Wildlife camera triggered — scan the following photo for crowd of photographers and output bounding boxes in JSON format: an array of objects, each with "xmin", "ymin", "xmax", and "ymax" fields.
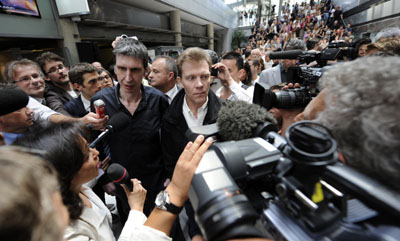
[{"xmin": 1, "ymin": 0, "xmax": 400, "ymax": 240}]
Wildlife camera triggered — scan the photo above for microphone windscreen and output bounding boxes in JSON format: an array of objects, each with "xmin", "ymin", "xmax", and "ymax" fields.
[
  {"xmin": 269, "ymin": 50, "xmax": 304, "ymax": 59},
  {"xmin": 108, "ymin": 112, "xmax": 130, "ymax": 132},
  {"xmin": 107, "ymin": 163, "xmax": 129, "ymax": 183},
  {"xmin": 217, "ymin": 101, "xmax": 276, "ymax": 141}
]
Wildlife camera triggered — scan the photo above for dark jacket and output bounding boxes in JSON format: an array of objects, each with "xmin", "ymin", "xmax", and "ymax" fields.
[
  {"xmin": 64, "ymin": 95, "xmax": 88, "ymax": 118},
  {"xmin": 161, "ymin": 88, "xmax": 223, "ymax": 238},
  {"xmin": 91, "ymin": 84, "xmax": 169, "ymax": 217},
  {"xmin": 44, "ymin": 82, "xmax": 75, "ymax": 116},
  {"xmin": 161, "ymin": 88, "xmax": 224, "ymax": 178}
]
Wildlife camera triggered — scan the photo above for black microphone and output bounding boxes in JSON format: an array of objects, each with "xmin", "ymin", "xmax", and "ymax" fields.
[
  {"xmin": 89, "ymin": 112, "xmax": 130, "ymax": 148},
  {"xmin": 217, "ymin": 100, "xmax": 277, "ymax": 141},
  {"xmin": 269, "ymin": 50, "xmax": 304, "ymax": 59},
  {"xmin": 107, "ymin": 163, "xmax": 133, "ymax": 191}
]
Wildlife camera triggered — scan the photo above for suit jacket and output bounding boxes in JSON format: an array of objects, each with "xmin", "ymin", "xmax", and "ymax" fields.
[
  {"xmin": 44, "ymin": 82, "xmax": 75, "ymax": 116},
  {"xmin": 258, "ymin": 64, "xmax": 283, "ymax": 88},
  {"xmin": 64, "ymin": 95, "xmax": 88, "ymax": 118}
]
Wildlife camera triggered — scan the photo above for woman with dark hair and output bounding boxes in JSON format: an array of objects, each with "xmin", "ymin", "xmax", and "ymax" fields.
[{"xmin": 14, "ymin": 122, "xmax": 147, "ymax": 241}]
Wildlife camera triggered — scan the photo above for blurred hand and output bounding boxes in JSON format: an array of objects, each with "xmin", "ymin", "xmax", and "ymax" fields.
[
  {"xmin": 80, "ymin": 112, "xmax": 109, "ymax": 131},
  {"xmin": 100, "ymin": 156, "xmax": 111, "ymax": 171},
  {"xmin": 166, "ymin": 135, "xmax": 214, "ymax": 207},
  {"xmin": 103, "ymin": 182, "xmax": 116, "ymax": 196},
  {"xmin": 122, "ymin": 178, "xmax": 147, "ymax": 212},
  {"xmin": 112, "ymin": 36, "xmax": 122, "ymax": 48},
  {"xmin": 212, "ymin": 63, "xmax": 233, "ymax": 87}
]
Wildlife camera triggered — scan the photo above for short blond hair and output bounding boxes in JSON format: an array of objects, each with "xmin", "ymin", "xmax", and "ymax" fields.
[{"xmin": 177, "ymin": 47, "xmax": 212, "ymax": 77}]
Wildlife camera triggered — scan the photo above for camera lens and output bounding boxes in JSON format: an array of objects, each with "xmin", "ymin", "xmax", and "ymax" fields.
[{"xmin": 273, "ymin": 89, "xmax": 311, "ymax": 109}]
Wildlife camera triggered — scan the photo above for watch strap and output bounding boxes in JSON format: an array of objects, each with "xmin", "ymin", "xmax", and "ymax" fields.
[{"xmin": 164, "ymin": 202, "xmax": 183, "ymax": 215}]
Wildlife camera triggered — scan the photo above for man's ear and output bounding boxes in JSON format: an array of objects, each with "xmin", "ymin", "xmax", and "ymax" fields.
[
  {"xmin": 176, "ymin": 76, "xmax": 183, "ymax": 88},
  {"xmin": 167, "ymin": 72, "xmax": 174, "ymax": 82},
  {"xmin": 73, "ymin": 83, "xmax": 82, "ymax": 91}
]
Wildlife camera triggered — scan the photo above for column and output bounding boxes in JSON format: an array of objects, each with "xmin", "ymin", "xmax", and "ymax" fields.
[
  {"xmin": 57, "ymin": 18, "xmax": 81, "ymax": 65},
  {"xmin": 207, "ymin": 23, "xmax": 214, "ymax": 50},
  {"xmin": 170, "ymin": 10, "xmax": 182, "ymax": 47}
]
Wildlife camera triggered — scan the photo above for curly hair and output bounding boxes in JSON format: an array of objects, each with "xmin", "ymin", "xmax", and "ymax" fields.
[
  {"xmin": 14, "ymin": 122, "xmax": 89, "ymax": 221},
  {"xmin": 217, "ymin": 100, "xmax": 276, "ymax": 141},
  {"xmin": 316, "ymin": 56, "xmax": 400, "ymax": 192}
]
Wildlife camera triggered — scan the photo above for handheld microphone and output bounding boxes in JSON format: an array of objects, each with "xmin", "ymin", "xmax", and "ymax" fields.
[
  {"xmin": 107, "ymin": 163, "xmax": 133, "ymax": 191},
  {"xmin": 269, "ymin": 50, "xmax": 304, "ymax": 59},
  {"xmin": 89, "ymin": 112, "xmax": 130, "ymax": 148},
  {"xmin": 217, "ymin": 101, "xmax": 277, "ymax": 141}
]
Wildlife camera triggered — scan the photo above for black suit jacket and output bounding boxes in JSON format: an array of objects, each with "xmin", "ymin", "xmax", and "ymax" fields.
[
  {"xmin": 44, "ymin": 82, "xmax": 75, "ymax": 116},
  {"xmin": 64, "ymin": 95, "xmax": 88, "ymax": 118}
]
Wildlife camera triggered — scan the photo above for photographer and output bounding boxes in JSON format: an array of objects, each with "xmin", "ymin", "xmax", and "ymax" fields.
[{"xmin": 296, "ymin": 56, "xmax": 400, "ymax": 192}]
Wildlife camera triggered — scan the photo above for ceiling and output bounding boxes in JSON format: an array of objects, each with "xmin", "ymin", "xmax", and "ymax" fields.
[{"xmin": 113, "ymin": 0, "xmax": 225, "ymax": 30}]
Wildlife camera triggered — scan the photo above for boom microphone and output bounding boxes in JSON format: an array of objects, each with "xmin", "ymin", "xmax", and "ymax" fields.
[
  {"xmin": 269, "ymin": 50, "xmax": 304, "ymax": 59},
  {"xmin": 89, "ymin": 112, "xmax": 130, "ymax": 148},
  {"xmin": 217, "ymin": 101, "xmax": 277, "ymax": 141},
  {"xmin": 107, "ymin": 163, "xmax": 133, "ymax": 191}
]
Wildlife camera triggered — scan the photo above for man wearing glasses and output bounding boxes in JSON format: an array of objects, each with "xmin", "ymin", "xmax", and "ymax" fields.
[
  {"xmin": 36, "ymin": 52, "xmax": 78, "ymax": 116},
  {"xmin": 64, "ymin": 63, "xmax": 103, "ymax": 117},
  {"xmin": 5, "ymin": 59, "xmax": 108, "ymax": 130}
]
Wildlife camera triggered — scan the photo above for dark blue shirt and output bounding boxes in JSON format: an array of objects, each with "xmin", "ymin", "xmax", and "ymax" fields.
[{"xmin": 91, "ymin": 84, "xmax": 168, "ymax": 216}]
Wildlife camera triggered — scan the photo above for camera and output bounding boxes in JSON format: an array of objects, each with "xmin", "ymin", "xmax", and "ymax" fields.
[
  {"xmin": 188, "ymin": 121, "xmax": 400, "ymax": 241},
  {"xmin": 211, "ymin": 67, "xmax": 219, "ymax": 77}
]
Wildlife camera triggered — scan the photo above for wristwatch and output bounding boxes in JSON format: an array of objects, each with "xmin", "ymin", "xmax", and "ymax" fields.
[{"xmin": 155, "ymin": 190, "xmax": 183, "ymax": 214}]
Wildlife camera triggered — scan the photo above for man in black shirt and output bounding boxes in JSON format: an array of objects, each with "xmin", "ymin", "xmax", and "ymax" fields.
[{"xmin": 91, "ymin": 38, "xmax": 169, "ymax": 221}]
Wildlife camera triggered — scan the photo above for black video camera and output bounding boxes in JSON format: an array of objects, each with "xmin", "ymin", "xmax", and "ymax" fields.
[
  {"xmin": 253, "ymin": 47, "xmax": 339, "ymax": 110},
  {"xmin": 188, "ymin": 121, "xmax": 400, "ymax": 241}
]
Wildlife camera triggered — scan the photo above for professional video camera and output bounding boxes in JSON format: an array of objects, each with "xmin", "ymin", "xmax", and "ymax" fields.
[
  {"xmin": 188, "ymin": 121, "xmax": 400, "ymax": 241},
  {"xmin": 254, "ymin": 41, "xmax": 357, "ymax": 110}
]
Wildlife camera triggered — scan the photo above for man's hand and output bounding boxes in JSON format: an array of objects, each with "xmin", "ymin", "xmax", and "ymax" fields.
[
  {"xmin": 80, "ymin": 112, "xmax": 109, "ymax": 131},
  {"xmin": 112, "ymin": 36, "xmax": 122, "ymax": 49},
  {"xmin": 213, "ymin": 63, "xmax": 234, "ymax": 87},
  {"xmin": 103, "ymin": 182, "xmax": 117, "ymax": 196},
  {"xmin": 166, "ymin": 135, "xmax": 214, "ymax": 207},
  {"xmin": 122, "ymin": 178, "xmax": 147, "ymax": 212}
]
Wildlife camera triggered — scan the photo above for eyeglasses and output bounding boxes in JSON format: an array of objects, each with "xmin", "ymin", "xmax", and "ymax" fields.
[
  {"xmin": 98, "ymin": 75, "xmax": 111, "ymax": 81},
  {"xmin": 15, "ymin": 73, "xmax": 42, "ymax": 83},
  {"xmin": 46, "ymin": 64, "xmax": 65, "ymax": 74}
]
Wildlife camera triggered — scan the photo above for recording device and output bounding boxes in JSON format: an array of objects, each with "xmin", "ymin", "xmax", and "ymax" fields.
[
  {"xmin": 255, "ymin": 48, "xmax": 335, "ymax": 110},
  {"xmin": 107, "ymin": 163, "xmax": 133, "ymax": 191},
  {"xmin": 211, "ymin": 67, "xmax": 219, "ymax": 77},
  {"xmin": 89, "ymin": 112, "xmax": 130, "ymax": 148},
  {"xmin": 188, "ymin": 121, "xmax": 400, "ymax": 241}
]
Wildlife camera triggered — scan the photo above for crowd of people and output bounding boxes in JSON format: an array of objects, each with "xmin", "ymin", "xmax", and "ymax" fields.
[
  {"xmin": 246, "ymin": 0, "xmax": 352, "ymax": 53},
  {"xmin": 1, "ymin": 0, "xmax": 400, "ymax": 240}
]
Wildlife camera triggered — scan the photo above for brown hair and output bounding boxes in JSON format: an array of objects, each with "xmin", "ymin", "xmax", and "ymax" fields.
[{"xmin": 177, "ymin": 47, "xmax": 211, "ymax": 77}]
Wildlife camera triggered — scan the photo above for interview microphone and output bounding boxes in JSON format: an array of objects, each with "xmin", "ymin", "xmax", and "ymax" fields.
[
  {"xmin": 107, "ymin": 163, "xmax": 133, "ymax": 191},
  {"xmin": 269, "ymin": 50, "xmax": 304, "ymax": 60},
  {"xmin": 217, "ymin": 100, "xmax": 277, "ymax": 141},
  {"xmin": 89, "ymin": 112, "xmax": 130, "ymax": 148}
]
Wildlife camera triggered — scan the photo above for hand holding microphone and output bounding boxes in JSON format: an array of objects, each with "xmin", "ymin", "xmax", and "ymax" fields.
[{"xmin": 107, "ymin": 163, "xmax": 147, "ymax": 211}]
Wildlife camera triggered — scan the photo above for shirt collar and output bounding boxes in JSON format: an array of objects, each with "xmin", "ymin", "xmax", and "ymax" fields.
[
  {"xmin": 165, "ymin": 84, "xmax": 179, "ymax": 102},
  {"xmin": 80, "ymin": 94, "xmax": 91, "ymax": 112},
  {"xmin": 183, "ymin": 94, "xmax": 208, "ymax": 117}
]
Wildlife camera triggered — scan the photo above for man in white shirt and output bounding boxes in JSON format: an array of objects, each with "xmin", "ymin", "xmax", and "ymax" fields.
[
  {"xmin": 161, "ymin": 47, "xmax": 224, "ymax": 240},
  {"xmin": 148, "ymin": 56, "xmax": 180, "ymax": 104},
  {"xmin": 65, "ymin": 63, "xmax": 102, "ymax": 117},
  {"xmin": 215, "ymin": 51, "xmax": 251, "ymax": 102}
]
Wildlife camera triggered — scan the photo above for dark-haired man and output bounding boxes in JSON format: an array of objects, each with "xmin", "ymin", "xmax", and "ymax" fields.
[
  {"xmin": 65, "ymin": 63, "xmax": 102, "ymax": 117},
  {"xmin": 214, "ymin": 51, "xmax": 251, "ymax": 102},
  {"xmin": 91, "ymin": 38, "xmax": 168, "ymax": 223},
  {"xmin": 36, "ymin": 52, "xmax": 78, "ymax": 116}
]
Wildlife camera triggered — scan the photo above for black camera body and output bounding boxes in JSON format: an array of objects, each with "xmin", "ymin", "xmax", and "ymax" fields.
[{"xmin": 188, "ymin": 121, "xmax": 400, "ymax": 241}]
